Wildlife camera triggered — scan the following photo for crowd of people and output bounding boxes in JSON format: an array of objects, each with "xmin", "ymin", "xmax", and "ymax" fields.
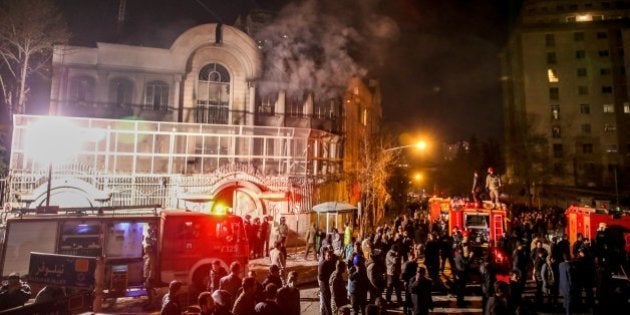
[
  {"xmin": 313, "ymin": 204, "xmax": 629, "ymax": 315},
  {"xmin": 160, "ymin": 261, "xmax": 301, "ymax": 315}
]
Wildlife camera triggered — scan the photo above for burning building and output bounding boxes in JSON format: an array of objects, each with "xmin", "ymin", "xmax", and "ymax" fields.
[{"xmin": 5, "ymin": 23, "xmax": 381, "ymax": 238}]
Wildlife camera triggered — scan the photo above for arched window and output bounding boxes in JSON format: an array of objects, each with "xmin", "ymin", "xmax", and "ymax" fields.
[
  {"xmin": 145, "ymin": 81, "xmax": 169, "ymax": 111},
  {"xmin": 68, "ymin": 75, "xmax": 95, "ymax": 105},
  {"xmin": 109, "ymin": 78, "xmax": 133, "ymax": 107},
  {"xmin": 197, "ymin": 63, "xmax": 230, "ymax": 124}
]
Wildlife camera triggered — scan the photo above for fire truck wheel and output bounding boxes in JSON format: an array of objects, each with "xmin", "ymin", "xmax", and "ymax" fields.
[{"xmin": 192, "ymin": 264, "xmax": 212, "ymax": 292}]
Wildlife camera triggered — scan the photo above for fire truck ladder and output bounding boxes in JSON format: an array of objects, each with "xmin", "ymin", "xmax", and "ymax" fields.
[{"xmin": 493, "ymin": 214, "xmax": 504, "ymax": 245}]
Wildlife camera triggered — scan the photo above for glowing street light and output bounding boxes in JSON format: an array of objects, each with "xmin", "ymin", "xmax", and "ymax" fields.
[
  {"xmin": 413, "ymin": 172, "xmax": 424, "ymax": 182},
  {"xmin": 384, "ymin": 140, "xmax": 429, "ymax": 152}
]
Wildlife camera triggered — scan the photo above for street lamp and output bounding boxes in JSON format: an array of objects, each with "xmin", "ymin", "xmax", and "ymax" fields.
[{"xmin": 384, "ymin": 140, "xmax": 428, "ymax": 152}]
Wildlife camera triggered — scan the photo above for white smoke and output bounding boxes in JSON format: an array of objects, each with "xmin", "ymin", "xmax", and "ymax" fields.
[{"xmin": 256, "ymin": 0, "xmax": 398, "ymax": 99}]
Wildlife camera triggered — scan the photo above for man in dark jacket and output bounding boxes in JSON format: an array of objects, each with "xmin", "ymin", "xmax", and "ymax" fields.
[
  {"xmin": 262, "ymin": 264, "xmax": 283, "ymax": 288},
  {"xmin": 558, "ymin": 254, "xmax": 573, "ymax": 315},
  {"xmin": 480, "ymin": 259, "xmax": 496, "ymax": 312},
  {"xmin": 277, "ymin": 271, "xmax": 300, "ymax": 315},
  {"xmin": 233, "ymin": 277, "xmax": 258, "ymax": 315},
  {"xmin": 208, "ymin": 260, "xmax": 228, "ymax": 292},
  {"xmin": 512, "ymin": 242, "xmax": 529, "ymax": 286},
  {"xmin": 401, "ymin": 250, "xmax": 419, "ymax": 315},
  {"xmin": 330, "ymin": 260, "xmax": 349, "ymax": 315},
  {"xmin": 219, "ymin": 262, "xmax": 242, "ymax": 305},
  {"xmin": 367, "ymin": 250, "xmax": 386, "ymax": 303},
  {"xmin": 424, "ymin": 233, "xmax": 440, "ymax": 284},
  {"xmin": 485, "ymin": 281, "xmax": 510, "ymax": 315},
  {"xmin": 453, "ymin": 247, "xmax": 470, "ymax": 307},
  {"xmin": 318, "ymin": 248, "xmax": 336, "ymax": 315},
  {"xmin": 255, "ymin": 283, "xmax": 281, "ymax": 315},
  {"xmin": 409, "ymin": 267, "xmax": 433, "ymax": 315},
  {"xmin": 385, "ymin": 244, "xmax": 403, "ymax": 305},
  {"xmin": 349, "ymin": 257, "xmax": 370, "ymax": 314}
]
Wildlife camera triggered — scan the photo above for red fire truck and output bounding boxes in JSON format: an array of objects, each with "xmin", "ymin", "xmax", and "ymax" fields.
[
  {"xmin": 0, "ymin": 207, "xmax": 249, "ymax": 294},
  {"xmin": 429, "ymin": 197, "xmax": 508, "ymax": 247},
  {"xmin": 429, "ymin": 197, "xmax": 511, "ymax": 279},
  {"xmin": 565, "ymin": 205, "xmax": 630, "ymax": 253}
]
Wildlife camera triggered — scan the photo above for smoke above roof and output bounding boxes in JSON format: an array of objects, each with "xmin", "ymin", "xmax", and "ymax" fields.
[{"xmin": 255, "ymin": 0, "xmax": 399, "ymax": 99}]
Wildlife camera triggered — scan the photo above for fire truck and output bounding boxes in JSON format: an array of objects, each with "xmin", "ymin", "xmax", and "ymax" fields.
[
  {"xmin": 428, "ymin": 197, "xmax": 511, "ymax": 279},
  {"xmin": 429, "ymin": 197, "xmax": 508, "ymax": 247},
  {"xmin": 0, "ymin": 206, "xmax": 249, "ymax": 294},
  {"xmin": 565, "ymin": 205, "xmax": 630, "ymax": 253}
]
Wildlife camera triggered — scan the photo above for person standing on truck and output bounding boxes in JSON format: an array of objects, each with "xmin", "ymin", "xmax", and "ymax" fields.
[
  {"xmin": 485, "ymin": 167, "xmax": 502, "ymax": 209},
  {"xmin": 471, "ymin": 170, "xmax": 483, "ymax": 207}
]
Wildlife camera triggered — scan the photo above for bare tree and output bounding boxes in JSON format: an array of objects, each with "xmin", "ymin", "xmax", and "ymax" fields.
[
  {"xmin": 355, "ymin": 134, "xmax": 398, "ymax": 236},
  {"xmin": 0, "ymin": 0, "xmax": 69, "ymax": 118}
]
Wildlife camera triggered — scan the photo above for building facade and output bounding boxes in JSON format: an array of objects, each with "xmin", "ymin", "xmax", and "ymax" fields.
[
  {"xmin": 6, "ymin": 23, "xmax": 382, "ymax": 237},
  {"xmin": 502, "ymin": 0, "xmax": 630, "ymax": 192}
]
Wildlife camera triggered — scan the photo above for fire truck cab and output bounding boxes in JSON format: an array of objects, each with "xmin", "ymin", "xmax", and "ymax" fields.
[
  {"xmin": 0, "ymin": 208, "xmax": 249, "ymax": 294},
  {"xmin": 565, "ymin": 205, "xmax": 630, "ymax": 253}
]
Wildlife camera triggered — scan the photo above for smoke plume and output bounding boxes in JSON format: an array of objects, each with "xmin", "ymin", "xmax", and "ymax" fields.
[{"xmin": 256, "ymin": 0, "xmax": 399, "ymax": 99}]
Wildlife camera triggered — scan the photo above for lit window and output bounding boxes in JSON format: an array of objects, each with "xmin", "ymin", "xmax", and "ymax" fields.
[
  {"xmin": 547, "ymin": 69, "xmax": 559, "ymax": 82},
  {"xmin": 576, "ymin": 14, "xmax": 593, "ymax": 22},
  {"xmin": 606, "ymin": 145, "xmax": 618, "ymax": 153},
  {"xmin": 551, "ymin": 104, "xmax": 560, "ymax": 119},
  {"xmin": 577, "ymin": 68, "xmax": 587, "ymax": 77},
  {"xmin": 604, "ymin": 124, "xmax": 616, "ymax": 132},
  {"xmin": 361, "ymin": 108, "xmax": 368, "ymax": 126},
  {"xmin": 603, "ymin": 104, "xmax": 615, "ymax": 113},
  {"xmin": 580, "ymin": 104, "xmax": 590, "ymax": 114},
  {"xmin": 581, "ymin": 124, "xmax": 591, "ymax": 133},
  {"xmin": 624, "ymin": 102, "xmax": 630, "ymax": 114}
]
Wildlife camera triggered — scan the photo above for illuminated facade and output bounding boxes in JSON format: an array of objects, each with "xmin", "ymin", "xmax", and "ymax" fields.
[
  {"xmin": 502, "ymin": 0, "xmax": 630, "ymax": 189},
  {"xmin": 6, "ymin": 24, "xmax": 382, "ymax": 237}
]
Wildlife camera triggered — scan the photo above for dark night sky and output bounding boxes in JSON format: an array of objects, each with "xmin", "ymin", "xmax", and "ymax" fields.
[{"xmin": 47, "ymin": 0, "xmax": 522, "ymax": 143}]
